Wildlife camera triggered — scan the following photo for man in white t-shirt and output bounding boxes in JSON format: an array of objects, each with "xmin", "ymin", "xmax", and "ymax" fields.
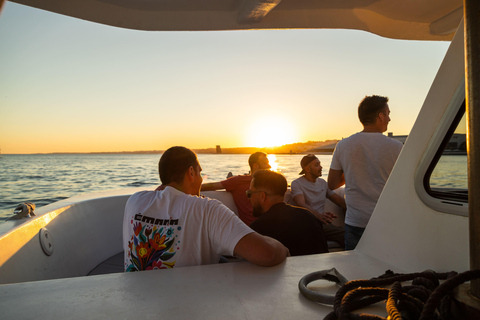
[
  {"xmin": 291, "ymin": 154, "xmax": 346, "ymax": 248},
  {"xmin": 123, "ymin": 146, "xmax": 288, "ymax": 271},
  {"xmin": 328, "ymin": 95, "xmax": 403, "ymax": 250}
]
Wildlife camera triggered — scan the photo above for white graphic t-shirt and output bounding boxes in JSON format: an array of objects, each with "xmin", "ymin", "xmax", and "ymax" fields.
[{"xmin": 123, "ymin": 186, "xmax": 253, "ymax": 271}]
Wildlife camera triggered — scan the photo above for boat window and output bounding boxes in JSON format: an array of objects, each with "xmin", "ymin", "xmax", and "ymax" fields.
[{"xmin": 424, "ymin": 102, "xmax": 467, "ymax": 203}]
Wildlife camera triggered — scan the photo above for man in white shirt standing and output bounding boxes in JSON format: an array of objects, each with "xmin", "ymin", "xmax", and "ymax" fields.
[
  {"xmin": 328, "ymin": 95, "xmax": 403, "ymax": 250},
  {"xmin": 123, "ymin": 146, "xmax": 288, "ymax": 271}
]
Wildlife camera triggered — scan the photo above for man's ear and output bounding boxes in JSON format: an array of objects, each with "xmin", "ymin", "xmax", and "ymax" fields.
[
  {"xmin": 260, "ymin": 191, "xmax": 267, "ymax": 202},
  {"xmin": 186, "ymin": 166, "xmax": 195, "ymax": 182},
  {"xmin": 378, "ymin": 112, "xmax": 386, "ymax": 122}
]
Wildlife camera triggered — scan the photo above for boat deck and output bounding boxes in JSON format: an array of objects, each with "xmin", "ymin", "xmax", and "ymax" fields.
[{"xmin": 0, "ymin": 251, "xmax": 394, "ymax": 319}]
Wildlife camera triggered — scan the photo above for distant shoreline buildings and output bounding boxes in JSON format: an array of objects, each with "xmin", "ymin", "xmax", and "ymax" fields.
[{"xmin": 8, "ymin": 133, "xmax": 466, "ymax": 155}]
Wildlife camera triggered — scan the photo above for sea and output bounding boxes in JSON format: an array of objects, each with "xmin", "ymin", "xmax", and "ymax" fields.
[{"xmin": 0, "ymin": 153, "xmax": 467, "ymax": 222}]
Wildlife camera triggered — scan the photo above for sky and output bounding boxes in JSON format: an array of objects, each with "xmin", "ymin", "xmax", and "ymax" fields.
[{"xmin": 0, "ymin": 3, "xmax": 452, "ymax": 154}]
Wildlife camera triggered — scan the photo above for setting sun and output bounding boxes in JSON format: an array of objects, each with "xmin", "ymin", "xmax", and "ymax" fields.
[{"xmin": 246, "ymin": 117, "xmax": 298, "ymax": 148}]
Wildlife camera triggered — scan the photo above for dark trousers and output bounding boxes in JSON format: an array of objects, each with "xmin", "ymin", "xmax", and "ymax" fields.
[
  {"xmin": 323, "ymin": 223, "xmax": 345, "ymax": 248},
  {"xmin": 345, "ymin": 223, "xmax": 365, "ymax": 251}
]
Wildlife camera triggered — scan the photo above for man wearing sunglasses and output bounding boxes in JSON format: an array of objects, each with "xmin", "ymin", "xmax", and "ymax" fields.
[
  {"xmin": 248, "ymin": 170, "xmax": 328, "ymax": 256},
  {"xmin": 123, "ymin": 147, "xmax": 288, "ymax": 271},
  {"xmin": 201, "ymin": 152, "xmax": 271, "ymax": 226}
]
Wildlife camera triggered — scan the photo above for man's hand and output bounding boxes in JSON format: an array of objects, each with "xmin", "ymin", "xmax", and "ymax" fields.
[{"xmin": 318, "ymin": 211, "xmax": 337, "ymax": 225}]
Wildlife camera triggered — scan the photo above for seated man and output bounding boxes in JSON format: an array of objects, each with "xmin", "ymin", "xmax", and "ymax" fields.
[
  {"xmin": 248, "ymin": 170, "xmax": 329, "ymax": 256},
  {"xmin": 123, "ymin": 146, "xmax": 288, "ymax": 271},
  {"xmin": 291, "ymin": 154, "xmax": 346, "ymax": 248},
  {"xmin": 201, "ymin": 152, "xmax": 271, "ymax": 226}
]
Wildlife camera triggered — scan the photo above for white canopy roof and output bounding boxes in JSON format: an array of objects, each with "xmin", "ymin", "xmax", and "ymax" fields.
[{"xmin": 11, "ymin": 0, "xmax": 462, "ymax": 40}]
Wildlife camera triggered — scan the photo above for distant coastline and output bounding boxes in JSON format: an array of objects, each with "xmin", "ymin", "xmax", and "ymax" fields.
[
  {"xmin": 6, "ymin": 133, "xmax": 420, "ymax": 155},
  {"xmin": 10, "ymin": 140, "xmax": 340, "ymax": 155}
]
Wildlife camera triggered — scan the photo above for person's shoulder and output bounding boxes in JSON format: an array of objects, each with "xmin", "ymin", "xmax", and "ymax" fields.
[
  {"xmin": 335, "ymin": 133, "xmax": 360, "ymax": 146},
  {"xmin": 125, "ymin": 190, "xmax": 161, "ymax": 210},
  {"xmin": 236, "ymin": 174, "xmax": 252, "ymax": 180},
  {"xmin": 131, "ymin": 190, "xmax": 153, "ymax": 196},
  {"xmin": 285, "ymin": 203, "xmax": 310, "ymax": 214},
  {"xmin": 128, "ymin": 190, "xmax": 155, "ymax": 201},
  {"xmin": 316, "ymin": 177, "xmax": 327, "ymax": 184},
  {"xmin": 390, "ymin": 138, "xmax": 404, "ymax": 147},
  {"xmin": 289, "ymin": 204, "xmax": 322, "ymax": 223},
  {"xmin": 291, "ymin": 176, "xmax": 303, "ymax": 185},
  {"xmin": 379, "ymin": 134, "xmax": 403, "ymax": 147},
  {"xmin": 344, "ymin": 132, "xmax": 363, "ymax": 140},
  {"xmin": 191, "ymin": 194, "xmax": 235, "ymax": 214},
  {"xmin": 314, "ymin": 177, "xmax": 328, "ymax": 188},
  {"xmin": 130, "ymin": 187, "xmax": 186, "ymax": 202},
  {"xmin": 224, "ymin": 174, "xmax": 251, "ymax": 183},
  {"xmin": 258, "ymin": 203, "xmax": 289, "ymax": 221}
]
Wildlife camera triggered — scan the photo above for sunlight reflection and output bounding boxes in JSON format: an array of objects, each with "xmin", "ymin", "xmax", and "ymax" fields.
[{"xmin": 267, "ymin": 154, "xmax": 278, "ymax": 172}]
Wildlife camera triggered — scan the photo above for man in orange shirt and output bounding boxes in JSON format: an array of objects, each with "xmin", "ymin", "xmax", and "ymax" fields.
[{"xmin": 201, "ymin": 152, "xmax": 271, "ymax": 226}]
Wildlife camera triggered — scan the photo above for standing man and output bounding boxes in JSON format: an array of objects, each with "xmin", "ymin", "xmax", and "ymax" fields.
[
  {"xmin": 291, "ymin": 154, "xmax": 346, "ymax": 248},
  {"xmin": 123, "ymin": 146, "xmax": 288, "ymax": 271},
  {"xmin": 328, "ymin": 95, "xmax": 403, "ymax": 250},
  {"xmin": 201, "ymin": 152, "xmax": 271, "ymax": 226},
  {"xmin": 248, "ymin": 170, "xmax": 329, "ymax": 256}
]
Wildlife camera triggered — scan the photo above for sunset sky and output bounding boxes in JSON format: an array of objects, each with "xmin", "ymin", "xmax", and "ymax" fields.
[{"xmin": 0, "ymin": 3, "xmax": 452, "ymax": 154}]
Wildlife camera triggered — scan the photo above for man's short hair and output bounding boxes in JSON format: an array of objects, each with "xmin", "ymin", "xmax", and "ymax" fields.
[
  {"xmin": 159, "ymin": 146, "xmax": 199, "ymax": 185},
  {"xmin": 248, "ymin": 152, "xmax": 267, "ymax": 170},
  {"xmin": 252, "ymin": 170, "xmax": 287, "ymax": 197},
  {"xmin": 358, "ymin": 95, "xmax": 389, "ymax": 125}
]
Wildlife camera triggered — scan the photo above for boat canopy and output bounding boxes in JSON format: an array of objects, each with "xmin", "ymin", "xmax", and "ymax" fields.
[{"xmin": 10, "ymin": 0, "xmax": 462, "ymax": 40}]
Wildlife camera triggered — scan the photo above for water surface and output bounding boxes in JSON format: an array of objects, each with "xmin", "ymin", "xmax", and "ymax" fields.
[{"xmin": 0, "ymin": 153, "xmax": 466, "ymax": 221}]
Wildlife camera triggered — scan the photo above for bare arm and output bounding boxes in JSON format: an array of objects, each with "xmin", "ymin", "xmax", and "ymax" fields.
[
  {"xmin": 292, "ymin": 194, "xmax": 318, "ymax": 216},
  {"xmin": 328, "ymin": 169, "xmax": 345, "ymax": 190},
  {"xmin": 234, "ymin": 232, "xmax": 289, "ymax": 267},
  {"xmin": 201, "ymin": 182, "xmax": 224, "ymax": 191},
  {"xmin": 292, "ymin": 194, "xmax": 336, "ymax": 224},
  {"xmin": 327, "ymin": 192, "xmax": 346, "ymax": 210}
]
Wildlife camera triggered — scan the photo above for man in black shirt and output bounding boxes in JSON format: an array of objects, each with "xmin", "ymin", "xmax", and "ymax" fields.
[{"xmin": 247, "ymin": 170, "xmax": 329, "ymax": 256}]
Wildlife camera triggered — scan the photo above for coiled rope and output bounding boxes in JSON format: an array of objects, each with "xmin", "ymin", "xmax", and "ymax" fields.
[{"xmin": 300, "ymin": 269, "xmax": 480, "ymax": 320}]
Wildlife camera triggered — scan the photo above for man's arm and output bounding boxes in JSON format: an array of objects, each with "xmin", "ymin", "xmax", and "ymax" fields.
[
  {"xmin": 293, "ymin": 194, "xmax": 336, "ymax": 224},
  {"xmin": 292, "ymin": 194, "xmax": 318, "ymax": 216},
  {"xmin": 327, "ymin": 192, "xmax": 346, "ymax": 210},
  {"xmin": 234, "ymin": 232, "xmax": 289, "ymax": 267},
  {"xmin": 328, "ymin": 169, "xmax": 345, "ymax": 190},
  {"xmin": 201, "ymin": 182, "xmax": 224, "ymax": 191}
]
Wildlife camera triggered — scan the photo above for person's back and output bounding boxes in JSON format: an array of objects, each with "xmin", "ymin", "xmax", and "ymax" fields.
[
  {"xmin": 332, "ymin": 132, "xmax": 402, "ymax": 228},
  {"xmin": 248, "ymin": 169, "xmax": 329, "ymax": 256},
  {"xmin": 249, "ymin": 202, "xmax": 328, "ymax": 256},
  {"xmin": 124, "ymin": 186, "xmax": 252, "ymax": 270}
]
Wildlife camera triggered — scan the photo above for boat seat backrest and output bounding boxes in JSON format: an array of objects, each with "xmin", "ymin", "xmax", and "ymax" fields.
[{"xmin": 200, "ymin": 190, "xmax": 238, "ymax": 216}]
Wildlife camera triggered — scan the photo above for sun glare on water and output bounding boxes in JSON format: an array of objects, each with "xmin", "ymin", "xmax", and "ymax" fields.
[
  {"xmin": 247, "ymin": 117, "xmax": 298, "ymax": 149},
  {"xmin": 267, "ymin": 154, "xmax": 278, "ymax": 172}
]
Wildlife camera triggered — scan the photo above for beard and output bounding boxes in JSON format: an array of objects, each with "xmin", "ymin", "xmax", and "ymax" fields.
[
  {"xmin": 252, "ymin": 203, "xmax": 264, "ymax": 217},
  {"xmin": 312, "ymin": 170, "xmax": 322, "ymax": 178}
]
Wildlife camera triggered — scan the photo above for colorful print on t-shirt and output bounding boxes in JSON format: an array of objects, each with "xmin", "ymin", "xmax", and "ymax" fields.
[{"xmin": 125, "ymin": 214, "xmax": 181, "ymax": 272}]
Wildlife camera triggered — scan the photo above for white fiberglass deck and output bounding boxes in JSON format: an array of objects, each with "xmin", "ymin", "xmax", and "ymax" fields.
[{"xmin": 0, "ymin": 251, "xmax": 394, "ymax": 319}]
